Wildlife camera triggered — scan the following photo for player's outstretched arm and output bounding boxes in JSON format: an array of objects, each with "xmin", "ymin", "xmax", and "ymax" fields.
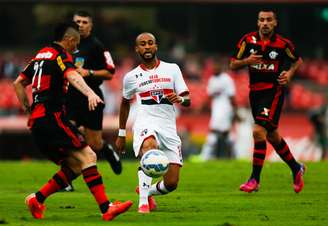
[
  {"xmin": 115, "ymin": 98, "xmax": 131, "ymax": 154},
  {"xmin": 67, "ymin": 70, "xmax": 103, "ymax": 111},
  {"xmin": 13, "ymin": 75, "xmax": 32, "ymax": 116}
]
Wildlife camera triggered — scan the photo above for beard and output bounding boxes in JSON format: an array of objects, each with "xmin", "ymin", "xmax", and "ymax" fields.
[{"xmin": 140, "ymin": 52, "xmax": 156, "ymax": 61}]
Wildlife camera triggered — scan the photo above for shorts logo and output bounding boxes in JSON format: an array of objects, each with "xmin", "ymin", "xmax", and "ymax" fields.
[
  {"xmin": 140, "ymin": 129, "xmax": 148, "ymax": 137},
  {"xmin": 261, "ymin": 108, "xmax": 270, "ymax": 116},
  {"xmin": 150, "ymin": 90, "xmax": 164, "ymax": 103}
]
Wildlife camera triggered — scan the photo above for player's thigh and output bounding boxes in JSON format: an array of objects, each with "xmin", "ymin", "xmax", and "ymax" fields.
[
  {"xmin": 133, "ymin": 127, "xmax": 159, "ymax": 157},
  {"xmin": 157, "ymin": 130, "xmax": 183, "ymax": 166}
]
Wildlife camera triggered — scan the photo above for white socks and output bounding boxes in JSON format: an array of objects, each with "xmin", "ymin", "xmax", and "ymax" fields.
[
  {"xmin": 149, "ymin": 180, "xmax": 169, "ymax": 196},
  {"xmin": 138, "ymin": 169, "xmax": 152, "ymax": 207}
]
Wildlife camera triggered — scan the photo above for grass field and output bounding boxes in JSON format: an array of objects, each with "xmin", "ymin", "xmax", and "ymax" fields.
[{"xmin": 0, "ymin": 160, "xmax": 327, "ymax": 226}]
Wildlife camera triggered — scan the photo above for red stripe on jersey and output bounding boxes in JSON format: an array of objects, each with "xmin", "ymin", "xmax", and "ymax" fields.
[
  {"xmin": 32, "ymin": 75, "xmax": 51, "ymax": 92},
  {"xmin": 30, "ymin": 104, "xmax": 46, "ymax": 119},
  {"xmin": 139, "ymin": 59, "xmax": 160, "ymax": 71},
  {"xmin": 139, "ymin": 88, "xmax": 173, "ymax": 98},
  {"xmin": 249, "ymin": 83, "xmax": 274, "ymax": 91},
  {"xmin": 237, "ymin": 31, "xmax": 257, "ymax": 48},
  {"xmin": 62, "ymin": 52, "xmax": 74, "ymax": 63},
  {"xmin": 54, "ymin": 112, "xmax": 81, "ymax": 147},
  {"xmin": 269, "ymin": 86, "xmax": 282, "ymax": 120}
]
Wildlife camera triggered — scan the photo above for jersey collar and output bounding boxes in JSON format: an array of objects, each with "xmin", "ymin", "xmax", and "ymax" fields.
[{"xmin": 139, "ymin": 59, "xmax": 160, "ymax": 71}]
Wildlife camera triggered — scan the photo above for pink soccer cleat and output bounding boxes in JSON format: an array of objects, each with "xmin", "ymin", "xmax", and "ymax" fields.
[
  {"xmin": 25, "ymin": 193, "xmax": 46, "ymax": 219},
  {"xmin": 294, "ymin": 164, "xmax": 306, "ymax": 193},
  {"xmin": 136, "ymin": 186, "xmax": 157, "ymax": 211},
  {"xmin": 138, "ymin": 204, "xmax": 150, "ymax": 214},
  {"xmin": 239, "ymin": 178, "xmax": 260, "ymax": 193},
  {"xmin": 102, "ymin": 200, "xmax": 133, "ymax": 221}
]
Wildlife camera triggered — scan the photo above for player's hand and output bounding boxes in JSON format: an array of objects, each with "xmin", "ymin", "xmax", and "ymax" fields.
[
  {"xmin": 278, "ymin": 70, "xmax": 292, "ymax": 85},
  {"xmin": 166, "ymin": 92, "xmax": 183, "ymax": 104},
  {"xmin": 87, "ymin": 93, "xmax": 103, "ymax": 111},
  {"xmin": 245, "ymin": 51, "xmax": 263, "ymax": 65},
  {"xmin": 76, "ymin": 67, "xmax": 89, "ymax": 77},
  {"xmin": 115, "ymin": 137, "xmax": 126, "ymax": 155}
]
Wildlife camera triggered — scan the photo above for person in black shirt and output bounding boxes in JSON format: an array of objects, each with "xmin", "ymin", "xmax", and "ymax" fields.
[
  {"xmin": 230, "ymin": 9, "xmax": 305, "ymax": 193},
  {"xmin": 13, "ymin": 22, "xmax": 132, "ymax": 221},
  {"xmin": 66, "ymin": 11, "xmax": 122, "ymax": 181}
]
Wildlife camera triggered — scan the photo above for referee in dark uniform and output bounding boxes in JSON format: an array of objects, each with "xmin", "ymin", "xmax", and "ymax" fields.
[
  {"xmin": 66, "ymin": 11, "xmax": 122, "ymax": 186},
  {"xmin": 230, "ymin": 9, "xmax": 305, "ymax": 193}
]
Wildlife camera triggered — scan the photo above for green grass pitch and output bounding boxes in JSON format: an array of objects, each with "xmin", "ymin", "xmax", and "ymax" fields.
[{"xmin": 0, "ymin": 160, "xmax": 327, "ymax": 226}]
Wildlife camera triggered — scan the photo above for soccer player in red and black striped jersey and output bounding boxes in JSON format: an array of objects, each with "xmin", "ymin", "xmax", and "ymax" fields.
[
  {"xmin": 230, "ymin": 9, "xmax": 305, "ymax": 193},
  {"xmin": 66, "ymin": 11, "xmax": 122, "ymax": 181},
  {"xmin": 13, "ymin": 22, "xmax": 132, "ymax": 221}
]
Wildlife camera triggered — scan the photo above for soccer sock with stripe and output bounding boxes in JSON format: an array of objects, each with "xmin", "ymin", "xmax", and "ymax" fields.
[
  {"xmin": 138, "ymin": 167, "xmax": 152, "ymax": 207},
  {"xmin": 82, "ymin": 165, "xmax": 109, "ymax": 214},
  {"xmin": 149, "ymin": 180, "xmax": 170, "ymax": 196},
  {"xmin": 270, "ymin": 138, "xmax": 300, "ymax": 177},
  {"xmin": 35, "ymin": 166, "xmax": 78, "ymax": 203},
  {"xmin": 250, "ymin": 141, "xmax": 267, "ymax": 183}
]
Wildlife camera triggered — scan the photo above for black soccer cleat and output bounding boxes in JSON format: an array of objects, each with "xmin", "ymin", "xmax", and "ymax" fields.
[{"xmin": 103, "ymin": 144, "xmax": 122, "ymax": 175}]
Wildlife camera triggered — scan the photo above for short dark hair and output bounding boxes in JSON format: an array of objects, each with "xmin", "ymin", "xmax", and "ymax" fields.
[
  {"xmin": 73, "ymin": 10, "xmax": 93, "ymax": 21},
  {"xmin": 259, "ymin": 8, "xmax": 277, "ymax": 19},
  {"xmin": 54, "ymin": 22, "xmax": 79, "ymax": 42}
]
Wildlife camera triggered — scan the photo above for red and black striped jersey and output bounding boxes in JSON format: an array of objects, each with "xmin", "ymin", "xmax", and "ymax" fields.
[
  {"xmin": 232, "ymin": 31, "xmax": 300, "ymax": 87},
  {"xmin": 19, "ymin": 43, "xmax": 76, "ymax": 119}
]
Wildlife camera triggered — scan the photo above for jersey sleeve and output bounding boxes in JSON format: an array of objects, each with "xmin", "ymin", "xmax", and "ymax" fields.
[
  {"xmin": 284, "ymin": 40, "xmax": 300, "ymax": 63},
  {"xmin": 123, "ymin": 73, "xmax": 137, "ymax": 100},
  {"xmin": 93, "ymin": 40, "xmax": 115, "ymax": 73},
  {"xmin": 173, "ymin": 64, "xmax": 189, "ymax": 96},
  {"xmin": 19, "ymin": 60, "xmax": 35, "ymax": 81},
  {"xmin": 231, "ymin": 35, "xmax": 248, "ymax": 60},
  {"xmin": 57, "ymin": 52, "xmax": 76, "ymax": 78}
]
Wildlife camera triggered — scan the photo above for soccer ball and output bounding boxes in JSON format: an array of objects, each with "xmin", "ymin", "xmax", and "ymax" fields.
[{"xmin": 140, "ymin": 149, "xmax": 169, "ymax": 178}]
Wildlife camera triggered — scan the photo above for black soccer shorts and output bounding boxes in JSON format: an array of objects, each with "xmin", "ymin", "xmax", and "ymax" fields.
[
  {"xmin": 31, "ymin": 112, "xmax": 87, "ymax": 165},
  {"xmin": 249, "ymin": 86, "xmax": 286, "ymax": 132}
]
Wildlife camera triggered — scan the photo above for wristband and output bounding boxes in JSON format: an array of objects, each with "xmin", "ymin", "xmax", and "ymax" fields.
[
  {"xmin": 118, "ymin": 129, "xmax": 126, "ymax": 137},
  {"xmin": 89, "ymin": 69, "xmax": 94, "ymax": 76},
  {"xmin": 180, "ymin": 96, "xmax": 185, "ymax": 104}
]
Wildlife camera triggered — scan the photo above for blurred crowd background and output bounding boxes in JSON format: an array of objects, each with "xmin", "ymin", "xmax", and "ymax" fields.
[{"xmin": 0, "ymin": 1, "xmax": 327, "ymax": 161}]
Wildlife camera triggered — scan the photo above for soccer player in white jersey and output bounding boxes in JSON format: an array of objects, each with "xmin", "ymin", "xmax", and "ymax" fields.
[
  {"xmin": 200, "ymin": 60, "xmax": 237, "ymax": 160},
  {"xmin": 115, "ymin": 32, "xmax": 191, "ymax": 213}
]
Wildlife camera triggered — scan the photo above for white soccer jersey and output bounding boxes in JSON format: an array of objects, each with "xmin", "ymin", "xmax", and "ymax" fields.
[
  {"xmin": 123, "ymin": 60, "xmax": 188, "ymax": 129},
  {"xmin": 123, "ymin": 60, "xmax": 189, "ymax": 163},
  {"xmin": 207, "ymin": 72, "xmax": 236, "ymax": 131}
]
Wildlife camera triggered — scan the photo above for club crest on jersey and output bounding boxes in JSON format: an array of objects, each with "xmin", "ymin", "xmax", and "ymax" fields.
[
  {"xmin": 269, "ymin": 50, "xmax": 278, "ymax": 59},
  {"xmin": 150, "ymin": 90, "xmax": 164, "ymax": 103}
]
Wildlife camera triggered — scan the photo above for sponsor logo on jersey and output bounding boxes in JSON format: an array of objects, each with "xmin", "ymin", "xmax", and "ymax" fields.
[
  {"xmin": 36, "ymin": 51, "xmax": 53, "ymax": 59},
  {"xmin": 250, "ymin": 60, "xmax": 278, "ymax": 72}
]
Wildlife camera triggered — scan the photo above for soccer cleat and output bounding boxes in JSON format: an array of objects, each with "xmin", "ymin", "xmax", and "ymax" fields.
[
  {"xmin": 102, "ymin": 200, "xmax": 133, "ymax": 221},
  {"xmin": 239, "ymin": 178, "xmax": 260, "ymax": 193},
  {"xmin": 136, "ymin": 186, "xmax": 157, "ymax": 211},
  {"xmin": 293, "ymin": 163, "xmax": 306, "ymax": 193},
  {"xmin": 138, "ymin": 204, "xmax": 150, "ymax": 214},
  {"xmin": 59, "ymin": 183, "xmax": 75, "ymax": 192},
  {"xmin": 103, "ymin": 144, "xmax": 122, "ymax": 175},
  {"xmin": 25, "ymin": 193, "xmax": 46, "ymax": 219}
]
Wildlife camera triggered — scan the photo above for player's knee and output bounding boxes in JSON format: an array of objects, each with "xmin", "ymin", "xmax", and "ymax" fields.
[
  {"xmin": 82, "ymin": 147, "xmax": 97, "ymax": 165},
  {"xmin": 164, "ymin": 181, "xmax": 178, "ymax": 192},
  {"xmin": 253, "ymin": 127, "xmax": 266, "ymax": 140}
]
